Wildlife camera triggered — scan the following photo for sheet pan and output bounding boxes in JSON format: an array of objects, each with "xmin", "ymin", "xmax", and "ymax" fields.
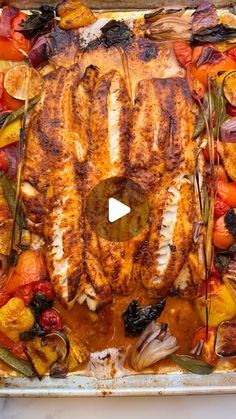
[{"xmin": 1, "ymin": 0, "xmax": 236, "ymax": 397}]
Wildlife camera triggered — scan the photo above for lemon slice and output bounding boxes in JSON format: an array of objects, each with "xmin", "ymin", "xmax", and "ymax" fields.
[
  {"xmin": 4, "ymin": 64, "xmax": 43, "ymax": 101},
  {"xmin": 220, "ymin": 12, "xmax": 236, "ymax": 29}
]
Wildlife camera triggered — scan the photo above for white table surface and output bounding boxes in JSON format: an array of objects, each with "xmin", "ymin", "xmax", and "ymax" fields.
[{"xmin": 1, "ymin": 395, "xmax": 236, "ymax": 419}]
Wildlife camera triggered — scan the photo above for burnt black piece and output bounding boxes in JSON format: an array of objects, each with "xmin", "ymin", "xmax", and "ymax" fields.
[
  {"xmin": 18, "ymin": 5, "xmax": 55, "ymax": 39},
  {"xmin": 225, "ymin": 209, "xmax": 236, "ymax": 239},
  {"xmin": 20, "ymin": 323, "xmax": 45, "ymax": 341},
  {"xmin": 29, "ymin": 292, "xmax": 52, "ymax": 320},
  {"xmin": 191, "ymin": 24, "xmax": 236, "ymax": 45},
  {"xmin": 123, "ymin": 299, "xmax": 165, "ymax": 336},
  {"xmin": 101, "ymin": 20, "xmax": 134, "ymax": 47}
]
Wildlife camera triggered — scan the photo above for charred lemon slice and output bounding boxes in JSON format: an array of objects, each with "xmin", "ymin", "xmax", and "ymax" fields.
[
  {"xmin": 4, "ymin": 64, "xmax": 43, "ymax": 101},
  {"xmin": 223, "ymin": 71, "xmax": 236, "ymax": 107}
]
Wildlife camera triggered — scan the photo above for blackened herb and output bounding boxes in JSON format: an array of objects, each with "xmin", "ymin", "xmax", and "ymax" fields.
[
  {"xmin": 20, "ymin": 323, "xmax": 45, "ymax": 341},
  {"xmin": 225, "ymin": 209, "xmax": 236, "ymax": 239},
  {"xmin": 30, "ymin": 292, "xmax": 52, "ymax": 320},
  {"xmin": 123, "ymin": 299, "xmax": 165, "ymax": 336},
  {"xmin": 191, "ymin": 24, "xmax": 236, "ymax": 45},
  {"xmin": 101, "ymin": 20, "xmax": 134, "ymax": 47},
  {"xmin": 18, "ymin": 5, "xmax": 55, "ymax": 39}
]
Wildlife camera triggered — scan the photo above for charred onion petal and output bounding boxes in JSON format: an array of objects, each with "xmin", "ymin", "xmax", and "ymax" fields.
[
  {"xmin": 144, "ymin": 8, "xmax": 182, "ymax": 22},
  {"xmin": 131, "ymin": 321, "xmax": 178, "ymax": 371},
  {"xmin": 29, "ymin": 36, "xmax": 52, "ymax": 68},
  {"xmin": 146, "ymin": 17, "xmax": 191, "ymax": 41},
  {"xmin": 18, "ymin": 5, "xmax": 55, "ymax": 39},
  {"xmin": 123, "ymin": 300, "xmax": 165, "ymax": 336},
  {"xmin": 170, "ymin": 354, "xmax": 214, "ymax": 374},
  {"xmin": 196, "ymin": 46, "xmax": 224, "ymax": 68},
  {"xmin": 50, "ymin": 359, "xmax": 68, "ymax": 378},
  {"xmin": 220, "ymin": 117, "xmax": 236, "ymax": 143},
  {"xmin": 192, "ymin": 2, "xmax": 218, "ymax": 34},
  {"xmin": 101, "ymin": 20, "xmax": 134, "ymax": 47},
  {"xmin": 191, "ymin": 24, "xmax": 236, "ymax": 44},
  {"xmin": 215, "ymin": 320, "xmax": 236, "ymax": 357},
  {"xmin": 41, "ymin": 331, "xmax": 70, "ymax": 361},
  {"xmin": 224, "ymin": 209, "xmax": 236, "ymax": 239}
]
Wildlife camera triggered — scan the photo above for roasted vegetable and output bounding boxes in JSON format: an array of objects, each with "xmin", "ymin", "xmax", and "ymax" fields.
[
  {"xmin": 131, "ymin": 321, "xmax": 178, "ymax": 371},
  {"xmin": 0, "ymin": 11, "xmax": 30, "ymax": 61},
  {"xmin": 0, "ymin": 297, "xmax": 35, "ymax": 342},
  {"xmin": 191, "ymin": 24, "xmax": 236, "ymax": 44},
  {"xmin": 192, "ymin": 2, "xmax": 218, "ymax": 34},
  {"xmin": 224, "ymin": 209, "xmax": 236, "ymax": 239},
  {"xmin": 223, "ymin": 71, "xmax": 236, "ymax": 107},
  {"xmin": 58, "ymin": 0, "xmax": 96, "ymax": 30},
  {"xmin": 220, "ymin": 117, "xmax": 236, "ymax": 142},
  {"xmin": 0, "ymin": 97, "xmax": 39, "ymax": 130},
  {"xmin": 215, "ymin": 320, "xmax": 236, "ymax": 357},
  {"xmin": 0, "ymin": 347, "xmax": 34, "ymax": 377},
  {"xmin": 217, "ymin": 180, "xmax": 236, "ymax": 208},
  {"xmin": 41, "ymin": 331, "xmax": 70, "ymax": 361},
  {"xmin": 213, "ymin": 213, "xmax": 235, "ymax": 250},
  {"xmin": 172, "ymin": 40, "xmax": 192, "ymax": 69},
  {"xmin": 191, "ymin": 326, "xmax": 217, "ymax": 366},
  {"xmin": 6, "ymin": 250, "xmax": 47, "ymax": 293},
  {"xmin": 170, "ymin": 354, "xmax": 214, "ymax": 375},
  {"xmin": 196, "ymin": 278, "xmax": 236, "ymax": 326},
  {"xmin": 18, "ymin": 5, "xmax": 55, "ymax": 39},
  {"xmin": 146, "ymin": 16, "xmax": 191, "ymax": 41},
  {"xmin": 68, "ymin": 333, "xmax": 89, "ymax": 368},
  {"xmin": 214, "ymin": 243, "xmax": 236, "ymax": 274},
  {"xmin": 20, "ymin": 322, "xmax": 45, "ymax": 341},
  {"xmin": 39, "ymin": 308, "xmax": 62, "ymax": 332},
  {"xmin": 25, "ymin": 336, "xmax": 58, "ymax": 378},
  {"xmin": 101, "ymin": 20, "xmax": 134, "ymax": 47},
  {"xmin": 29, "ymin": 293, "xmax": 52, "ymax": 320},
  {"xmin": 0, "ymin": 119, "xmax": 21, "ymax": 148},
  {"xmin": 4, "ymin": 64, "xmax": 43, "ymax": 101},
  {"xmin": 123, "ymin": 299, "xmax": 165, "ymax": 336},
  {"xmin": 214, "ymin": 196, "xmax": 230, "ymax": 219}
]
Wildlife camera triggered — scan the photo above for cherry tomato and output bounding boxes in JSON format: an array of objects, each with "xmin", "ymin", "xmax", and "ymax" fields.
[
  {"xmin": 217, "ymin": 180, "xmax": 236, "ymax": 207},
  {"xmin": 0, "ymin": 289, "xmax": 11, "ymax": 307},
  {"xmin": 39, "ymin": 308, "xmax": 62, "ymax": 332},
  {"xmin": 213, "ymin": 214, "xmax": 235, "ymax": 249},
  {"xmin": 191, "ymin": 326, "xmax": 217, "ymax": 366},
  {"xmin": 14, "ymin": 284, "xmax": 33, "ymax": 306},
  {"xmin": 214, "ymin": 195, "xmax": 230, "ymax": 219},
  {"xmin": 32, "ymin": 281, "xmax": 55, "ymax": 301},
  {"xmin": 226, "ymin": 102, "xmax": 236, "ymax": 117},
  {"xmin": 0, "ymin": 150, "xmax": 8, "ymax": 171},
  {"xmin": 173, "ymin": 40, "xmax": 192, "ymax": 69}
]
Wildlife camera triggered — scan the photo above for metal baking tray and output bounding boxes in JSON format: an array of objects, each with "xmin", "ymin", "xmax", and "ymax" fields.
[{"xmin": 1, "ymin": 0, "xmax": 236, "ymax": 397}]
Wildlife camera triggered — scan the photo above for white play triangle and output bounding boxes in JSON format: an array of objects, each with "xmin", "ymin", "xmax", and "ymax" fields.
[{"xmin": 108, "ymin": 197, "xmax": 131, "ymax": 223}]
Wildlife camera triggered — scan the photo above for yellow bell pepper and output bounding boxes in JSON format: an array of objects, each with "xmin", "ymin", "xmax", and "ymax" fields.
[
  {"xmin": 26, "ymin": 337, "xmax": 58, "ymax": 378},
  {"xmin": 0, "ymin": 297, "xmax": 34, "ymax": 342},
  {"xmin": 196, "ymin": 283, "xmax": 236, "ymax": 327},
  {"xmin": 0, "ymin": 118, "xmax": 21, "ymax": 148}
]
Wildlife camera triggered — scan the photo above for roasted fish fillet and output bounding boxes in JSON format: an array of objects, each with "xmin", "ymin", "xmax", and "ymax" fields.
[
  {"xmin": 83, "ymin": 69, "xmax": 136, "ymax": 299},
  {"xmin": 130, "ymin": 77, "xmax": 201, "ymax": 299}
]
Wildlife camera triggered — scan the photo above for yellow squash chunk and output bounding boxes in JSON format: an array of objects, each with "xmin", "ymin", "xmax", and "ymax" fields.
[
  {"xmin": 0, "ymin": 297, "xmax": 34, "ymax": 342},
  {"xmin": 223, "ymin": 71, "xmax": 236, "ymax": 107},
  {"xmin": 196, "ymin": 284, "xmax": 236, "ymax": 327},
  {"xmin": 26, "ymin": 337, "xmax": 58, "ymax": 378},
  {"xmin": 67, "ymin": 334, "xmax": 89, "ymax": 371},
  {"xmin": 0, "ymin": 119, "xmax": 21, "ymax": 148},
  {"xmin": 58, "ymin": 1, "xmax": 96, "ymax": 29}
]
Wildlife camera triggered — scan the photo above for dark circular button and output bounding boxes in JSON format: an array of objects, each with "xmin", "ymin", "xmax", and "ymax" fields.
[{"xmin": 85, "ymin": 176, "xmax": 150, "ymax": 242}]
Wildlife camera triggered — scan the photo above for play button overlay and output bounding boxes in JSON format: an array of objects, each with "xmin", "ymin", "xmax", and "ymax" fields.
[
  {"xmin": 108, "ymin": 198, "xmax": 131, "ymax": 222},
  {"xmin": 85, "ymin": 176, "xmax": 150, "ymax": 242}
]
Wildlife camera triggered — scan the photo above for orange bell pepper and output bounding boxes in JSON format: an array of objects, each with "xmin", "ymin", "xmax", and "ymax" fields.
[
  {"xmin": 0, "ymin": 12, "xmax": 30, "ymax": 61},
  {"xmin": 213, "ymin": 214, "xmax": 235, "ymax": 249},
  {"xmin": 217, "ymin": 180, "xmax": 236, "ymax": 208}
]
